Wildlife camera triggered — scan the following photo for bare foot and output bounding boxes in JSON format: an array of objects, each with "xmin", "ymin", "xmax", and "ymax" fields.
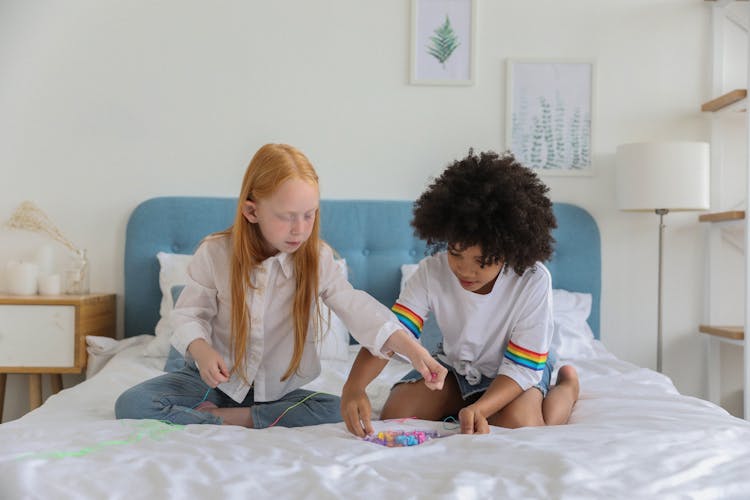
[
  {"xmin": 200, "ymin": 407, "xmax": 253, "ymax": 428},
  {"xmin": 556, "ymin": 364, "xmax": 580, "ymax": 400},
  {"xmin": 539, "ymin": 365, "xmax": 580, "ymax": 426}
]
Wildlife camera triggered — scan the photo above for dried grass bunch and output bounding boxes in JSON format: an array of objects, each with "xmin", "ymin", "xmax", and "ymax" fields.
[{"xmin": 5, "ymin": 200, "xmax": 82, "ymax": 256}]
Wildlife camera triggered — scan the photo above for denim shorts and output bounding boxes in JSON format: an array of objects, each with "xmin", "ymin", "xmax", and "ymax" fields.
[{"xmin": 395, "ymin": 350, "xmax": 555, "ymax": 400}]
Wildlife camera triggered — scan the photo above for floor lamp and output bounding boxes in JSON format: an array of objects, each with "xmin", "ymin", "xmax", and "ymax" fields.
[{"xmin": 615, "ymin": 142, "xmax": 710, "ymax": 373}]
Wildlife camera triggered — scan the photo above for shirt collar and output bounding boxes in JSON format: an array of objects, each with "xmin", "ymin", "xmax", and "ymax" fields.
[{"xmin": 266, "ymin": 251, "xmax": 294, "ymax": 279}]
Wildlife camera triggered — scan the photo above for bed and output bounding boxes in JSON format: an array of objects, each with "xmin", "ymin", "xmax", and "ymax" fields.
[{"xmin": 1, "ymin": 197, "xmax": 749, "ymax": 499}]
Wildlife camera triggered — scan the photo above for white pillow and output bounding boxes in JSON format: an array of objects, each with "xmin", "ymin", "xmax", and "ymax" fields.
[
  {"xmin": 142, "ymin": 251, "xmax": 193, "ymax": 357},
  {"xmin": 317, "ymin": 258, "xmax": 351, "ymax": 361},
  {"xmin": 550, "ymin": 288, "xmax": 596, "ymax": 360}
]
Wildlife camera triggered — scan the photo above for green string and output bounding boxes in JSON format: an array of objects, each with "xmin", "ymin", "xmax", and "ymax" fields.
[
  {"xmin": 15, "ymin": 420, "xmax": 185, "ymax": 461},
  {"xmin": 268, "ymin": 391, "xmax": 325, "ymax": 427},
  {"xmin": 15, "ymin": 390, "xmax": 333, "ymax": 460}
]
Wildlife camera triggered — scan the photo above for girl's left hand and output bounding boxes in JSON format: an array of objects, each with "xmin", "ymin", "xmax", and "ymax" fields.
[
  {"xmin": 458, "ymin": 404, "xmax": 490, "ymax": 434},
  {"xmin": 188, "ymin": 339, "xmax": 230, "ymax": 388}
]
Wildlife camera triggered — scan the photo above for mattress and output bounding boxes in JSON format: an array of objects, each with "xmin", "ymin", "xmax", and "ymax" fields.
[{"xmin": 1, "ymin": 335, "xmax": 749, "ymax": 499}]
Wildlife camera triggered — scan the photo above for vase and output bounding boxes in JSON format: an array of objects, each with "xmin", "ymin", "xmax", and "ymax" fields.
[{"xmin": 64, "ymin": 249, "xmax": 90, "ymax": 295}]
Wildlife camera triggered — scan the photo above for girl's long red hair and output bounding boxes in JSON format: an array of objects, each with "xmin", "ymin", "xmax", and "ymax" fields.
[{"xmin": 219, "ymin": 143, "xmax": 321, "ymax": 382}]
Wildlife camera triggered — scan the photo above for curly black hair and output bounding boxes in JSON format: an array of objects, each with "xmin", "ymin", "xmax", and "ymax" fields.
[{"xmin": 412, "ymin": 149, "xmax": 556, "ymax": 275}]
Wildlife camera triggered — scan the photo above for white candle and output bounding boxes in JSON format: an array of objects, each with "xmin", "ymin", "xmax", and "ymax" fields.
[
  {"xmin": 6, "ymin": 261, "xmax": 39, "ymax": 295},
  {"xmin": 38, "ymin": 273, "xmax": 61, "ymax": 295},
  {"xmin": 36, "ymin": 244, "xmax": 55, "ymax": 276}
]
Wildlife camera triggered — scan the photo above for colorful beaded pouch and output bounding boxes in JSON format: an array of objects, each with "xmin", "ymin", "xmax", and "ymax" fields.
[{"xmin": 363, "ymin": 430, "xmax": 441, "ymax": 447}]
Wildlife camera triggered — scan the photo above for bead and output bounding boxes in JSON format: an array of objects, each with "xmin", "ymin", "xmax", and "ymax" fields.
[{"xmin": 362, "ymin": 430, "xmax": 439, "ymax": 447}]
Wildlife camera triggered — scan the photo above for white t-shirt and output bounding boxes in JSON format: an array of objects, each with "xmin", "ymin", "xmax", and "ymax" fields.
[
  {"xmin": 394, "ymin": 253, "xmax": 553, "ymax": 391},
  {"xmin": 170, "ymin": 235, "xmax": 401, "ymax": 403}
]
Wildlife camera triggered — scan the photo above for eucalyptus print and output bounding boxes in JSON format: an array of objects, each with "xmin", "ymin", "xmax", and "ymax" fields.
[{"xmin": 509, "ymin": 62, "xmax": 593, "ymax": 171}]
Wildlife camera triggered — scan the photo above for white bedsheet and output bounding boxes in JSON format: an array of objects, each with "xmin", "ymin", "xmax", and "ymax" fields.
[{"xmin": 1, "ymin": 338, "xmax": 750, "ymax": 499}]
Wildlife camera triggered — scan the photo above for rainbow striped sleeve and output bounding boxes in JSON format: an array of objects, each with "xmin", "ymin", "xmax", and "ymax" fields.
[
  {"xmin": 391, "ymin": 303, "xmax": 424, "ymax": 339},
  {"xmin": 504, "ymin": 340, "xmax": 548, "ymax": 371}
]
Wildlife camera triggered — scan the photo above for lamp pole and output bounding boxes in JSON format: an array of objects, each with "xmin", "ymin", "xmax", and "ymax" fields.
[{"xmin": 656, "ymin": 208, "xmax": 668, "ymax": 373}]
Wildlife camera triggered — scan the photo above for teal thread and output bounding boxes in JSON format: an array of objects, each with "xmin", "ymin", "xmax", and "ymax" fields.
[
  {"xmin": 190, "ymin": 388, "xmax": 212, "ymax": 409},
  {"xmin": 442, "ymin": 416, "xmax": 460, "ymax": 430}
]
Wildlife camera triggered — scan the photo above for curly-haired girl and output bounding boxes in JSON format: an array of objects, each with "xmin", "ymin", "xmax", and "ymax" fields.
[{"xmin": 341, "ymin": 150, "xmax": 579, "ymax": 435}]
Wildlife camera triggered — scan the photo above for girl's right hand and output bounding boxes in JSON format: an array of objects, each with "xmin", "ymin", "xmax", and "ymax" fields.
[
  {"xmin": 411, "ymin": 351, "xmax": 447, "ymax": 391},
  {"xmin": 384, "ymin": 329, "xmax": 447, "ymax": 390},
  {"xmin": 340, "ymin": 384, "xmax": 374, "ymax": 437},
  {"xmin": 187, "ymin": 339, "xmax": 230, "ymax": 388}
]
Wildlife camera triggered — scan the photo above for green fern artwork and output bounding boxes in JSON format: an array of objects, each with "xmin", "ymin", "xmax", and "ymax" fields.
[{"xmin": 427, "ymin": 15, "xmax": 460, "ymax": 68}]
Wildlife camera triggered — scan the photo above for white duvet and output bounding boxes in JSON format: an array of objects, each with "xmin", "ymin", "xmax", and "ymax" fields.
[{"xmin": 1, "ymin": 337, "xmax": 750, "ymax": 500}]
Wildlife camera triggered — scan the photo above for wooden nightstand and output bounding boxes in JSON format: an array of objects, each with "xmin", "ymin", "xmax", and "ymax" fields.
[{"xmin": 0, "ymin": 293, "xmax": 116, "ymax": 420}]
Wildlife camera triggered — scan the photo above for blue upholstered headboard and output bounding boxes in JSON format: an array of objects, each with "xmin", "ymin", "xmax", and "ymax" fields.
[{"xmin": 124, "ymin": 197, "xmax": 601, "ymax": 339}]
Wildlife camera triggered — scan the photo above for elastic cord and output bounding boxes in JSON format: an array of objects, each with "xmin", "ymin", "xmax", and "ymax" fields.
[
  {"xmin": 190, "ymin": 388, "xmax": 212, "ymax": 409},
  {"xmin": 442, "ymin": 416, "xmax": 460, "ymax": 430},
  {"xmin": 267, "ymin": 392, "xmax": 324, "ymax": 428}
]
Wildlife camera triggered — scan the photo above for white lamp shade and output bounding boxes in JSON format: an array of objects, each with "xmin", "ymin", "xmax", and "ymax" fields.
[{"xmin": 615, "ymin": 142, "xmax": 710, "ymax": 211}]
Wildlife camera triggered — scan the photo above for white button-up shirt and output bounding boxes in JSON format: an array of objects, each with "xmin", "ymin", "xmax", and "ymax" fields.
[{"xmin": 170, "ymin": 235, "xmax": 400, "ymax": 403}]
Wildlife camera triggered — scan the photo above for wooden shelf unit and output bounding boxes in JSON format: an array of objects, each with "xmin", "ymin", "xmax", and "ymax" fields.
[
  {"xmin": 701, "ymin": 89, "xmax": 747, "ymax": 112},
  {"xmin": 699, "ymin": 212, "xmax": 746, "ymax": 342},
  {"xmin": 699, "ymin": 325, "xmax": 745, "ymax": 341},
  {"xmin": 701, "ymin": 0, "xmax": 750, "ymax": 419},
  {"xmin": 699, "ymin": 210, "xmax": 746, "ymax": 222}
]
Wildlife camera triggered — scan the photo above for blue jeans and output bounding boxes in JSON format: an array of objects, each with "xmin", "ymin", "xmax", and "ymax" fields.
[{"xmin": 114, "ymin": 361, "xmax": 342, "ymax": 428}]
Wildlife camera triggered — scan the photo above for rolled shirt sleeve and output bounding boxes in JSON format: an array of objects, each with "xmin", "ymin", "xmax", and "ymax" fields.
[
  {"xmin": 170, "ymin": 239, "xmax": 222, "ymax": 358},
  {"xmin": 318, "ymin": 245, "xmax": 403, "ymax": 359}
]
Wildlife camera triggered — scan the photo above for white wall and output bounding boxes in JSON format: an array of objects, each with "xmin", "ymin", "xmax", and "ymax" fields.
[{"xmin": 2, "ymin": 0, "xmax": 735, "ymax": 422}]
